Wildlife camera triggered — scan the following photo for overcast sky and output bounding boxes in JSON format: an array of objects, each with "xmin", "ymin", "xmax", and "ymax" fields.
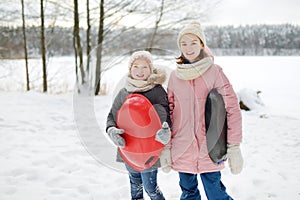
[
  {"xmin": 2, "ymin": 0, "xmax": 299, "ymax": 27},
  {"xmin": 206, "ymin": 0, "xmax": 300, "ymax": 26}
]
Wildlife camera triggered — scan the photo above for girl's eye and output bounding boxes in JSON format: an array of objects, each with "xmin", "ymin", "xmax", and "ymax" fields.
[{"xmin": 181, "ymin": 43, "xmax": 187, "ymax": 46}]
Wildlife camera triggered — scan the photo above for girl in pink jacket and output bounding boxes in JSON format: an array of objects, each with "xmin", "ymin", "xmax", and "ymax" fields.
[{"xmin": 166, "ymin": 21, "xmax": 244, "ymax": 200}]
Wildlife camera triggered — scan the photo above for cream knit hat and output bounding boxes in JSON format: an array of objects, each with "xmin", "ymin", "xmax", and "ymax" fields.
[
  {"xmin": 128, "ymin": 50, "xmax": 153, "ymax": 72},
  {"xmin": 177, "ymin": 21, "xmax": 206, "ymax": 48}
]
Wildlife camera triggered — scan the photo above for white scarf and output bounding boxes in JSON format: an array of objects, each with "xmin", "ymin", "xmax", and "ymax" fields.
[
  {"xmin": 125, "ymin": 78, "xmax": 155, "ymax": 92},
  {"xmin": 125, "ymin": 68, "xmax": 166, "ymax": 92},
  {"xmin": 176, "ymin": 57, "xmax": 213, "ymax": 80}
]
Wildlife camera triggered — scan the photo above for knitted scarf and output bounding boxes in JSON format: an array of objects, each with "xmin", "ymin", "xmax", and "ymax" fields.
[
  {"xmin": 125, "ymin": 68, "xmax": 166, "ymax": 92},
  {"xmin": 176, "ymin": 57, "xmax": 213, "ymax": 80}
]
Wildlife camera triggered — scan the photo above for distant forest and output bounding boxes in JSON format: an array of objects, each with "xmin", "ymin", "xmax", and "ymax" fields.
[{"xmin": 1, "ymin": 23, "xmax": 299, "ymax": 59}]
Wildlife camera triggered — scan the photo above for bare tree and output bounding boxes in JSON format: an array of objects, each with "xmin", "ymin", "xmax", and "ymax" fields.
[
  {"xmin": 146, "ymin": 0, "xmax": 222, "ymax": 50},
  {"xmin": 96, "ymin": 0, "xmax": 222, "ymax": 54},
  {"xmin": 73, "ymin": 0, "xmax": 85, "ymax": 86},
  {"xmin": 14, "ymin": 0, "xmax": 222, "ymax": 94},
  {"xmin": 94, "ymin": 0, "xmax": 104, "ymax": 95},
  {"xmin": 148, "ymin": 0, "xmax": 164, "ymax": 52},
  {"xmin": 21, "ymin": 0, "xmax": 30, "ymax": 91},
  {"xmin": 86, "ymin": 0, "xmax": 91, "ymax": 78},
  {"xmin": 91, "ymin": 0, "xmax": 148, "ymax": 95},
  {"xmin": 40, "ymin": 0, "xmax": 47, "ymax": 92}
]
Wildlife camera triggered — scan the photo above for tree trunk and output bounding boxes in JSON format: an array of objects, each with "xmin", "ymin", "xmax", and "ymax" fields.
[
  {"xmin": 40, "ymin": 0, "xmax": 47, "ymax": 92},
  {"xmin": 94, "ymin": 0, "xmax": 104, "ymax": 95},
  {"xmin": 86, "ymin": 0, "xmax": 91, "ymax": 81},
  {"xmin": 73, "ymin": 29, "xmax": 78, "ymax": 84},
  {"xmin": 21, "ymin": 0, "xmax": 30, "ymax": 91},
  {"xmin": 148, "ymin": 0, "xmax": 164, "ymax": 52},
  {"xmin": 73, "ymin": 0, "xmax": 85, "ymax": 85}
]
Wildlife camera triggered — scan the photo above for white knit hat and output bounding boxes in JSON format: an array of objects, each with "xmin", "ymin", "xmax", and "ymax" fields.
[
  {"xmin": 128, "ymin": 50, "xmax": 153, "ymax": 72},
  {"xmin": 177, "ymin": 21, "xmax": 206, "ymax": 48}
]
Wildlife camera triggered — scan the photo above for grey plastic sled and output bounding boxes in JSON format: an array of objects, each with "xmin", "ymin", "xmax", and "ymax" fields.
[{"xmin": 205, "ymin": 88, "xmax": 227, "ymax": 165}]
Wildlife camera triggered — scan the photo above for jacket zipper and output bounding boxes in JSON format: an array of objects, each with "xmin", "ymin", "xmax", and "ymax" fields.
[{"xmin": 192, "ymin": 80, "xmax": 200, "ymax": 170}]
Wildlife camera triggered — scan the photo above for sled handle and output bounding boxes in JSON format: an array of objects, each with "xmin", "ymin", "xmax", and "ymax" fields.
[{"xmin": 144, "ymin": 156, "xmax": 158, "ymax": 168}]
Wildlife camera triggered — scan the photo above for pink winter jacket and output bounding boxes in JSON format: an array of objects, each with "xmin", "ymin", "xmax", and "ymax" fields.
[{"xmin": 167, "ymin": 55, "xmax": 242, "ymax": 174}]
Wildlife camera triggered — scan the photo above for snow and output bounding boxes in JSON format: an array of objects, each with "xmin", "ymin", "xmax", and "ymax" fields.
[{"xmin": 1, "ymin": 56, "xmax": 300, "ymax": 199}]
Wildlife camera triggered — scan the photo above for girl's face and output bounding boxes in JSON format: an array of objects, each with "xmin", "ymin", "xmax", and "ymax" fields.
[
  {"xmin": 130, "ymin": 58, "xmax": 151, "ymax": 80},
  {"xmin": 179, "ymin": 33, "xmax": 203, "ymax": 63}
]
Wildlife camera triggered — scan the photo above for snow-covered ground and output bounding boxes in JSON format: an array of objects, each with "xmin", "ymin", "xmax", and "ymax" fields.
[{"xmin": 0, "ymin": 56, "xmax": 300, "ymax": 199}]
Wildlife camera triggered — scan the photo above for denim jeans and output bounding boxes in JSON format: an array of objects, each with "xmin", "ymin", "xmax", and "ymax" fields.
[
  {"xmin": 125, "ymin": 164, "xmax": 165, "ymax": 200},
  {"xmin": 179, "ymin": 171, "xmax": 233, "ymax": 200}
]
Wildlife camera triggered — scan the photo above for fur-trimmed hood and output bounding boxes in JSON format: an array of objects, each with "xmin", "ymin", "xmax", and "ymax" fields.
[{"xmin": 147, "ymin": 68, "xmax": 167, "ymax": 85}]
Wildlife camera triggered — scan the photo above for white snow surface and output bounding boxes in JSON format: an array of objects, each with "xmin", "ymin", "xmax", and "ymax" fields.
[{"xmin": 0, "ymin": 56, "xmax": 300, "ymax": 199}]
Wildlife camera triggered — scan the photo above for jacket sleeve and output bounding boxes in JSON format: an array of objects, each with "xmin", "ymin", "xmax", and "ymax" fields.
[
  {"xmin": 106, "ymin": 88, "xmax": 128, "ymax": 132},
  {"xmin": 147, "ymin": 85, "xmax": 172, "ymax": 128},
  {"xmin": 167, "ymin": 73, "xmax": 175, "ymax": 128},
  {"xmin": 214, "ymin": 66, "xmax": 242, "ymax": 145},
  {"xmin": 157, "ymin": 85, "xmax": 172, "ymax": 128},
  {"xmin": 166, "ymin": 73, "xmax": 176, "ymax": 148}
]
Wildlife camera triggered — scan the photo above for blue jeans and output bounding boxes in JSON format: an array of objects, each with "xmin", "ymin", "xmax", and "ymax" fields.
[
  {"xmin": 125, "ymin": 164, "xmax": 165, "ymax": 200},
  {"xmin": 179, "ymin": 171, "xmax": 233, "ymax": 200}
]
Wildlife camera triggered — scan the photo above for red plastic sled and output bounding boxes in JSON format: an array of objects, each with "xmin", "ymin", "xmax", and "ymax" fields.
[{"xmin": 116, "ymin": 94, "xmax": 164, "ymax": 172}]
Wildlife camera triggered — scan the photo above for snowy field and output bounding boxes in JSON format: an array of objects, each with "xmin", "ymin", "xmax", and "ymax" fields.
[{"xmin": 0, "ymin": 56, "xmax": 300, "ymax": 200}]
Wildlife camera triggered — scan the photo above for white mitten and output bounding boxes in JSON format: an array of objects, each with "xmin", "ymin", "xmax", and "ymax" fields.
[
  {"xmin": 107, "ymin": 127, "xmax": 125, "ymax": 147},
  {"xmin": 227, "ymin": 144, "xmax": 243, "ymax": 174},
  {"xmin": 155, "ymin": 122, "xmax": 171, "ymax": 145},
  {"xmin": 160, "ymin": 148, "xmax": 172, "ymax": 173}
]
